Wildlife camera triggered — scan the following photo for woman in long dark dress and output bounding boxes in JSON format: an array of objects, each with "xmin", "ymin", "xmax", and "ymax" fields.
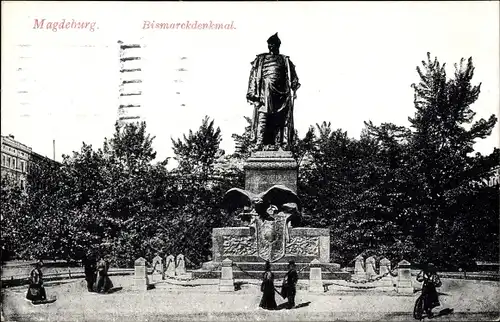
[
  {"xmin": 259, "ymin": 261, "xmax": 277, "ymax": 310},
  {"xmin": 95, "ymin": 257, "xmax": 113, "ymax": 293},
  {"xmin": 416, "ymin": 263, "xmax": 442, "ymax": 318},
  {"xmin": 26, "ymin": 261, "xmax": 47, "ymax": 302}
]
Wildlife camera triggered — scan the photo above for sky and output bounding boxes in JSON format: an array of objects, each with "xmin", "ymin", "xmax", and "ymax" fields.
[{"xmin": 1, "ymin": 1, "xmax": 499, "ymax": 166}]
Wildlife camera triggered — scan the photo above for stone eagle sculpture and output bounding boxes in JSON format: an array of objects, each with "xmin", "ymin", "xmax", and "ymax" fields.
[{"xmin": 222, "ymin": 185, "xmax": 302, "ymax": 227}]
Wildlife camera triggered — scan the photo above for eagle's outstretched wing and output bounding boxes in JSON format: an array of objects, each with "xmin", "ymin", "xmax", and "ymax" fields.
[
  {"xmin": 222, "ymin": 188, "xmax": 255, "ymax": 214},
  {"xmin": 260, "ymin": 185, "xmax": 301, "ymax": 211}
]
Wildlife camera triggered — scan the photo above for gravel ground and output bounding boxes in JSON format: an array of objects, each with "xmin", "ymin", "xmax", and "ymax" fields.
[{"xmin": 2, "ymin": 276, "xmax": 498, "ymax": 321}]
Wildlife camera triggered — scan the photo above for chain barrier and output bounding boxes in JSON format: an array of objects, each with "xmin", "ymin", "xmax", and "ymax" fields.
[
  {"xmin": 232, "ymin": 262, "xmax": 256, "ymax": 280},
  {"xmin": 322, "ymin": 265, "xmax": 399, "ymax": 290},
  {"xmin": 158, "ymin": 263, "xmax": 222, "ymax": 286},
  {"xmin": 232, "ymin": 262, "xmax": 312, "ymax": 282},
  {"xmin": 188, "ymin": 262, "xmax": 222, "ymax": 280},
  {"xmin": 153, "ymin": 255, "xmax": 222, "ymax": 284},
  {"xmin": 297, "ymin": 263, "xmax": 312, "ymax": 274}
]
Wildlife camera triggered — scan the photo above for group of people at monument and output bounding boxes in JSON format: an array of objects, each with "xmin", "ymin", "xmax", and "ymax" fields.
[{"xmin": 25, "ymin": 256, "xmax": 445, "ymax": 317}]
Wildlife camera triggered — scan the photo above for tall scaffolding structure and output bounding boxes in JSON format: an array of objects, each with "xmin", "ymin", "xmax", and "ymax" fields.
[{"xmin": 117, "ymin": 40, "xmax": 143, "ymax": 126}]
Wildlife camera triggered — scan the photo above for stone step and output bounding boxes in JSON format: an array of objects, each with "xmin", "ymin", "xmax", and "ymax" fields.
[
  {"xmin": 192, "ymin": 269, "xmax": 350, "ymax": 280},
  {"xmin": 210, "ymin": 255, "xmax": 323, "ymax": 263},
  {"xmin": 234, "ymin": 262, "xmax": 340, "ymax": 271},
  {"xmin": 201, "ymin": 261, "xmax": 341, "ymax": 272}
]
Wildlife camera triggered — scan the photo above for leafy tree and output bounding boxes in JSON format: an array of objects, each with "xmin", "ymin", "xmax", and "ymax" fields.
[
  {"xmin": 56, "ymin": 144, "xmax": 109, "ymax": 260},
  {"xmin": 359, "ymin": 122, "xmax": 421, "ymax": 261},
  {"xmin": 168, "ymin": 116, "xmax": 242, "ymax": 264},
  {"xmin": 98, "ymin": 122, "xmax": 169, "ymax": 266},
  {"xmin": 107, "ymin": 122, "xmax": 159, "ymax": 168},
  {"xmin": 171, "ymin": 116, "xmax": 223, "ymax": 177},
  {"xmin": 407, "ymin": 53, "xmax": 499, "ymax": 267},
  {"xmin": 18, "ymin": 158, "xmax": 67, "ymax": 260},
  {"xmin": 299, "ymin": 123, "xmax": 374, "ymax": 263},
  {"xmin": 0, "ymin": 175, "xmax": 26, "ymax": 261}
]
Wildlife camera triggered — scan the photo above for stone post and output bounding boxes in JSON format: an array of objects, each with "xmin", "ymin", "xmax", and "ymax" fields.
[
  {"xmin": 365, "ymin": 256, "xmax": 377, "ymax": 279},
  {"xmin": 151, "ymin": 255, "xmax": 164, "ymax": 282},
  {"xmin": 309, "ymin": 259, "xmax": 323, "ymax": 293},
  {"xmin": 134, "ymin": 257, "xmax": 149, "ymax": 291},
  {"xmin": 379, "ymin": 257, "xmax": 393, "ymax": 287},
  {"xmin": 165, "ymin": 255, "xmax": 175, "ymax": 278},
  {"xmin": 354, "ymin": 255, "xmax": 365, "ymax": 278},
  {"xmin": 379, "ymin": 258, "xmax": 391, "ymax": 275},
  {"xmin": 219, "ymin": 258, "xmax": 235, "ymax": 292},
  {"xmin": 397, "ymin": 259, "xmax": 413, "ymax": 294},
  {"xmin": 175, "ymin": 254, "xmax": 186, "ymax": 276}
]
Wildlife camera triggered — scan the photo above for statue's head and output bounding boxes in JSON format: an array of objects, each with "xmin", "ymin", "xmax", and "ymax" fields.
[
  {"xmin": 266, "ymin": 205, "xmax": 278, "ymax": 216},
  {"xmin": 252, "ymin": 196, "xmax": 264, "ymax": 206},
  {"xmin": 267, "ymin": 32, "xmax": 281, "ymax": 54}
]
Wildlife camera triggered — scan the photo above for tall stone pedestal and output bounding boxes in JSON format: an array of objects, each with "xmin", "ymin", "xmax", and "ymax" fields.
[{"xmin": 244, "ymin": 150, "xmax": 298, "ymax": 194}]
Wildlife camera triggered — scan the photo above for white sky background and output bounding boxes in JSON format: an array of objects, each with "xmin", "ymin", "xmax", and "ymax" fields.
[{"xmin": 1, "ymin": 1, "xmax": 499, "ymax": 166}]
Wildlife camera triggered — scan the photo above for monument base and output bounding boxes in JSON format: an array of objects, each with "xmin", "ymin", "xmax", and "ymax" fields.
[
  {"xmin": 199, "ymin": 219, "xmax": 349, "ymax": 280},
  {"xmin": 212, "ymin": 227, "xmax": 331, "ymax": 263}
]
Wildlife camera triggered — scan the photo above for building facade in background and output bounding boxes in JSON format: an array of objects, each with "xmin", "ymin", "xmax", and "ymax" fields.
[
  {"xmin": 1, "ymin": 135, "xmax": 31, "ymax": 189},
  {"xmin": 485, "ymin": 165, "xmax": 500, "ymax": 188},
  {"xmin": 1, "ymin": 134, "xmax": 58, "ymax": 189}
]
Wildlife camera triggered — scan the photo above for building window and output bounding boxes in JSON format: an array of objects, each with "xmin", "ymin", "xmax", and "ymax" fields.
[
  {"xmin": 21, "ymin": 160, "xmax": 25, "ymax": 172},
  {"xmin": 12, "ymin": 158, "xmax": 16, "ymax": 169},
  {"xmin": 7, "ymin": 157, "xmax": 11, "ymax": 168},
  {"xmin": 1, "ymin": 155, "xmax": 4, "ymax": 166},
  {"xmin": 20, "ymin": 179, "xmax": 25, "ymax": 190}
]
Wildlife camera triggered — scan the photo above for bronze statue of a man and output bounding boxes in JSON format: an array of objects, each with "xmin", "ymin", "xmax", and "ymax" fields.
[{"xmin": 246, "ymin": 33, "xmax": 301, "ymax": 150}]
